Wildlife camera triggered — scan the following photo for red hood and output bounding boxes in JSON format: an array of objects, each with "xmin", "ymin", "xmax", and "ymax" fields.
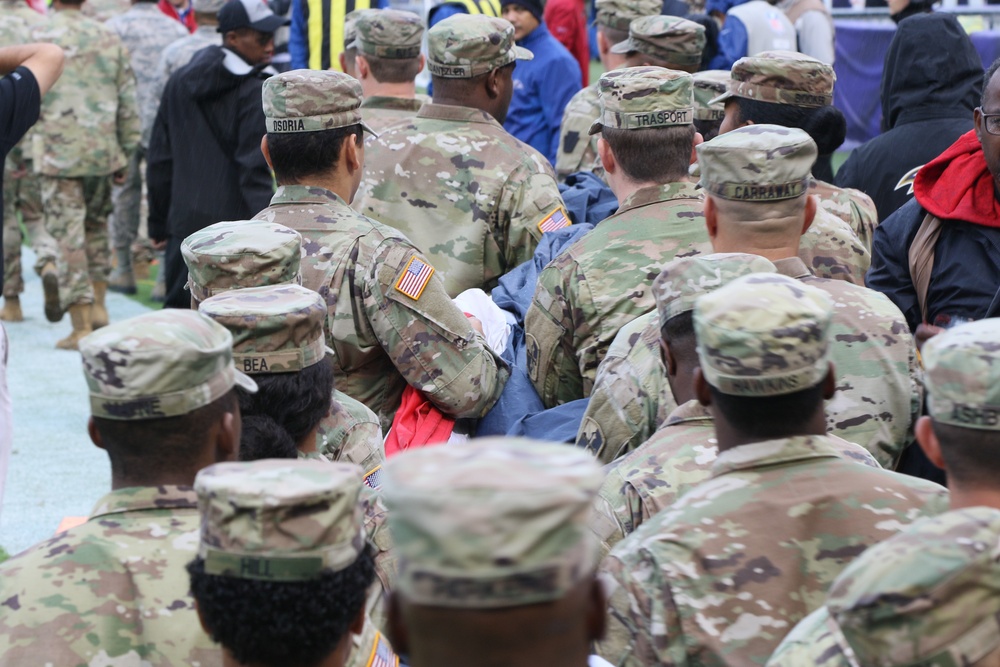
[{"xmin": 914, "ymin": 129, "xmax": 1000, "ymax": 227}]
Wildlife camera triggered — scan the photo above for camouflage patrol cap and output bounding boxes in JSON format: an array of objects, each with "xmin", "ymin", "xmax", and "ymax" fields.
[
  {"xmin": 199, "ymin": 285, "xmax": 331, "ymax": 375},
  {"xmin": 351, "ymin": 9, "xmax": 424, "ymax": 59},
  {"xmin": 262, "ymin": 69, "xmax": 377, "ymax": 136},
  {"xmin": 654, "ymin": 253, "xmax": 777, "ymax": 330},
  {"xmin": 426, "ymin": 14, "xmax": 533, "ymax": 78},
  {"xmin": 693, "ymin": 69, "xmax": 730, "ymax": 121},
  {"xmin": 383, "ymin": 438, "xmax": 603, "ymax": 609},
  {"xmin": 80, "ymin": 310, "xmax": 257, "ymax": 421},
  {"xmin": 195, "ymin": 459, "xmax": 367, "ymax": 581},
  {"xmin": 192, "ymin": 0, "xmax": 226, "ymax": 13},
  {"xmin": 609, "ymin": 16, "xmax": 706, "ymax": 69},
  {"xmin": 710, "ymin": 50, "xmax": 836, "ymax": 108},
  {"xmin": 922, "ymin": 319, "xmax": 1000, "ymax": 431},
  {"xmin": 594, "ymin": 0, "xmax": 662, "ymax": 31},
  {"xmin": 694, "ymin": 272, "xmax": 834, "ymax": 397},
  {"xmin": 182, "ymin": 220, "xmax": 303, "ymax": 304},
  {"xmin": 343, "ymin": 9, "xmax": 373, "ymax": 49},
  {"xmin": 696, "ymin": 124, "xmax": 816, "ymax": 202},
  {"xmin": 823, "ymin": 508, "xmax": 1000, "ymax": 667},
  {"xmin": 589, "ymin": 66, "xmax": 694, "ymax": 136}
]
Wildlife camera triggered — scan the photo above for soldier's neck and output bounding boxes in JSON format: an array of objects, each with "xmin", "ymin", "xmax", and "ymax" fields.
[
  {"xmin": 362, "ymin": 80, "xmax": 416, "ymax": 100},
  {"xmin": 947, "ymin": 486, "xmax": 1000, "ymax": 513},
  {"xmin": 710, "ymin": 404, "xmax": 827, "ymax": 453},
  {"xmin": 279, "ymin": 175, "xmax": 352, "ymax": 204}
]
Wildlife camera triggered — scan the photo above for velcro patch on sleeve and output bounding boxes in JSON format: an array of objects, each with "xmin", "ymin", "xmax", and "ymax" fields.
[
  {"xmin": 363, "ymin": 465, "xmax": 383, "ymax": 491},
  {"xmin": 538, "ymin": 205, "xmax": 571, "ymax": 234},
  {"xmin": 395, "ymin": 256, "xmax": 435, "ymax": 300},
  {"xmin": 366, "ymin": 631, "xmax": 399, "ymax": 667}
]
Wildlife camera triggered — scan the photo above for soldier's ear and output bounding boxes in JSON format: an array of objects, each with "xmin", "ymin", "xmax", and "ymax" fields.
[
  {"xmin": 485, "ymin": 67, "xmax": 501, "ymax": 100},
  {"xmin": 660, "ymin": 339, "xmax": 677, "ymax": 376},
  {"xmin": 821, "ymin": 361, "xmax": 836, "ymax": 400},
  {"xmin": 801, "ymin": 194, "xmax": 818, "ymax": 236},
  {"xmin": 88, "ymin": 417, "xmax": 105, "ymax": 450},
  {"xmin": 356, "ymin": 54, "xmax": 370, "ymax": 80},
  {"xmin": 690, "ymin": 131, "xmax": 703, "ymax": 166},
  {"xmin": 704, "ymin": 195, "xmax": 719, "ymax": 241},
  {"xmin": 916, "ymin": 416, "xmax": 947, "ymax": 471},
  {"xmin": 260, "ymin": 135, "xmax": 273, "ymax": 171},
  {"xmin": 597, "ymin": 137, "xmax": 616, "ymax": 176}
]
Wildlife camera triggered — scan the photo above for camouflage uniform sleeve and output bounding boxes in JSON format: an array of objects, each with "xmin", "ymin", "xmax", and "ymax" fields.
[
  {"xmin": 798, "ymin": 209, "xmax": 870, "ymax": 285},
  {"xmin": 364, "ymin": 239, "xmax": 509, "ymax": 419},
  {"xmin": 590, "ymin": 468, "xmax": 641, "ymax": 559},
  {"xmin": 318, "ymin": 389, "xmax": 384, "ymax": 475},
  {"xmin": 361, "ymin": 489, "xmax": 396, "ymax": 631},
  {"xmin": 496, "ymin": 160, "xmax": 566, "ymax": 270},
  {"xmin": 555, "ymin": 93, "xmax": 599, "ymax": 180},
  {"xmin": 765, "ymin": 607, "xmax": 841, "ymax": 667},
  {"xmin": 115, "ymin": 40, "xmax": 140, "ymax": 158},
  {"xmin": 524, "ymin": 256, "xmax": 591, "ymax": 407},
  {"xmin": 848, "ymin": 189, "xmax": 878, "ymax": 256}
]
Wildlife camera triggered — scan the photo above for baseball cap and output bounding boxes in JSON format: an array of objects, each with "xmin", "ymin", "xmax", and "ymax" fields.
[
  {"xmin": 709, "ymin": 50, "xmax": 836, "ymax": 108},
  {"xmin": 80, "ymin": 310, "xmax": 257, "ymax": 421},
  {"xmin": 350, "ymin": 9, "xmax": 424, "ymax": 59},
  {"xmin": 195, "ymin": 459, "xmax": 367, "ymax": 581},
  {"xmin": 609, "ymin": 15, "xmax": 705, "ymax": 69},
  {"xmin": 923, "ymin": 318, "xmax": 1000, "ymax": 430},
  {"xmin": 384, "ymin": 438, "xmax": 603, "ymax": 609},
  {"xmin": 426, "ymin": 14, "xmax": 533, "ymax": 78},
  {"xmin": 696, "ymin": 124, "xmax": 816, "ymax": 202},
  {"xmin": 217, "ymin": 0, "xmax": 289, "ymax": 34},
  {"xmin": 694, "ymin": 272, "xmax": 834, "ymax": 397},
  {"xmin": 200, "ymin": 284, "xmax": 332, "ymax": 375},
  {"xmin": 589, "ymin": 66, "xmax": 694, "ymax": 136},
  {"xmin": 594, "ymin": 0, "xmax": 661, "ymax": 31},
  {"xmin": 182, "ymin": 220, "xmax": 303, "ymax": 304},
  {"xmin": 262, "ymin": 69, "xmax": 377, "ymax": 136}
]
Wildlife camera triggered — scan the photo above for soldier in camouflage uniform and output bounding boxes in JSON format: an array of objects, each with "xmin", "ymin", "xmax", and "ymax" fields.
[
  {"xmin": 713, "ymin": 50, "xmax": 879, "ymax": 252},
  {"xmin": 588, "ymin": 253, "xmax": 881, "ymax": 557},
  {"xmin": 81, "ymin": 0, "xmax": 130, "ymax": 20},
  {"xmin": 151, "ymin": 0, "xmax": 225, "ymax": 108},
  {"xmin": 182, "ymin": 219, "xmax": 384, "ymax": 479},
  {"xmin": 30, "ymin": 0, "xmax": 140, "ymax": 349},
  {"xmin": 554, "ymin": 0, "xmax": 660, "ymax": 180},
  {"xmin": 0, "ymin": 2, "xmax": 58, "ymax": 323},
  {"xmin": 383, "ymin": 438, "xmax": 608, "ymax": 667},
  {"xmin": 255, "ymin": 69, "xmax": 508, "ymax": 431},
  {"xmin": 352, "ymin": 9, "xmax": 427, "ymax": 135},
  {"xmin": 768, "ymin": 318, "xmax": 1000, "ymax": 667},
  {"xmin": 596, "ymin": 272, "xmax": 949, "ymax": 667},
  {"xmin": 104, "ymin": 0, "xmax": 187, "ymax": 294},
  {"xmin": 189, "ymin": 459, "xmax": 398, "ymax": 667},
  {"xmin": 352, "ymin": 14, "xmax": 568, "ymax": 297},
  {"xmin": 525, "ymin": 67, "xmax": 712, "ymax": 408},
  {"xmin": 0, "ymin": 309, "xmax": 255, "ymax": 666}
]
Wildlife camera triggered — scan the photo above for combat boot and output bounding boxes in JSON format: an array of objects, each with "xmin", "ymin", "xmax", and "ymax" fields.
[
  {"xmin": 108, "ymin": 247, "xmax": 137, "ymax": 295},
  {"xmin": 56, "ymin": 303, "xmax": 93, "ymax": 351},
  {"xmin": 91, "ymin": 281, "xmax": 109, "ymax": 329},
  {"xmin": 41, "ymin": 261, "xmax": 62, "ymax": 323},
  {"xmin": 0, "ymin": 297, "xmax": 23, "ymax": 322}
]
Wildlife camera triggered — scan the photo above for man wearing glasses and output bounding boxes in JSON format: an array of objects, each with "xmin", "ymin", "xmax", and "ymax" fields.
[{"xmin": 147, "ymin": 0, "xmax": 286, "ymax": 309}]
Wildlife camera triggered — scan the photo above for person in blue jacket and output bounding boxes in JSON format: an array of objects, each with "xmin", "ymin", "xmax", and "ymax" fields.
[{"xmin": 501, "ymin": 0, "xmax": 582, "ymax": 166}]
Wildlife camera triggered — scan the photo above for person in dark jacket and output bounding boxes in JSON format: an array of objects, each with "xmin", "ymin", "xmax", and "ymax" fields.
[
  {"xmin": 836, "ymin": 13, "xmax": 981, "ymax": 222},
  {"xmin": 147, "ymin": 0, "xmax": 285, "ymax": 308}
]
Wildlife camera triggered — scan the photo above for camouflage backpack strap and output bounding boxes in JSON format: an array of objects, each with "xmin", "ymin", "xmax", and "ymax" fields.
[{"xmin": 907, "ymin": 212, "xmax": 942, "ymax": 325}]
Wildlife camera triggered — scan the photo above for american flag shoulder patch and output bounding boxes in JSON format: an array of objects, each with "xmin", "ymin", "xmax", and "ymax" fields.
[
  {"xmin": 363, "ymin": 465, "xmax": 383, "ymax": 490},
  {"xmin": 395, "ymin": 255, "xmax": 435, "ymax": 300},
  {"xmin": 366, "ymin": 631, "xmax": 399, "ymax": 667},
  {"xmin": 537, "ymin": 205, "xmax": 571, "ymax": 234}
]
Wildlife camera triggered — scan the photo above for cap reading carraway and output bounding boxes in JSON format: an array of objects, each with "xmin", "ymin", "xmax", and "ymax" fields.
[
  {"xmin": 262, "ymin": 69, "xmax": 377, "ymax": 136},
  {"xmin": 182, "ymin": 220, "xmax": 303, "ymax": 304},
  {"xmin": 351, "ymin": 9, "xmax": 424, "ymax": 59},
  {"xmin": 217, "ymin": 0, "xmax": 289, "ymax": 34},
  {"xmin": 426, "ymin": 14, "xmax": 533, "ymax": 79},
  {"xmin": 200, "ymin": 284, "xmax": 331, "ymax": 375},
  {"xmin": 589, "ymin": 66, "xmax": 694, "ymax": 136},
  {"xmin": 922, "ymin": 318, "xmax": 1000, "ymax": 431},
  {"xmin": 694, "ymin": 272, "xmax": 833, "ymax": 397},
  {"xmin": 696, "ymin": 124, "xmax": 816, "ymax": 202},
  {"xmin": 384, "ymin": 438, "xmax": 603, "ymax": 609},
  {"xmin": 609, "ymin": 15, "xmax": 705, "ymax": 69},
  {"xmin": 654, "ymin": 253, "xmax": 777, "ymax": 330},
  {"xmin": 710, "ymin": 50, "xmax": 836, "ymax": 108},
  {"xmin": 195, "ymin": 459, "xmax": 367, "ymax": 581},
  {"xmin": 80, "ymin": 310, "xmax": 257, "ymax": 421}
]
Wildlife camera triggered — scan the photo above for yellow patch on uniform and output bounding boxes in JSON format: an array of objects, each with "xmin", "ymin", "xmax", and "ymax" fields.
[
  {"xmin": 537, "ymin": 204, "xmax": 571, "ymax": 234},
  {"xmin": 894, "ymin": 165, "xmax": 923, "ymax": 195},
  {"xmin": 366, "ymin": 631, "xmax": 399, "ymax": 667},
  {"xmin": 363, "ymin": 465, "xmax": 383, "ymax": 491},
  {"xmin": 395, "ymin": 256, "xmax": 435, "ymax": 300}
]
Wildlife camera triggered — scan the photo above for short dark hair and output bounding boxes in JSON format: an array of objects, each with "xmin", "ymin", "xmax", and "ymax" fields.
[
  {"xmin": 239, "ymin": 414, "xmax": 299, "ymax": 461},
  {"xmin": 734, "ymin": 98, "xmax": 846, "ymax": 156},
  {"xmin": 598, "ymin": 24, "xmax": 629, "ymax": 48},
  {"xmin": 601, "ymin": 124, "xmax": 695, "ymax": 183},
  {"xmin": 364, "ymin": 53, "xmax": 422, "ymax": 84},
  {"xmin": 237, "ymin": 358, "xmax": 334, "ymax": 450},
  {"xmin": 983, "ymin": 57, "xmax": 1000, "ymax": 107},
  {"xmin": 431, "ymin": 62, "xmax": 515, "ymax": 101},
  {"xmin": 930, "ymin": 420, "xmax": 1000, "ymax": 487},
  {"xmin": 267, "ymin": 125, "xmax": 363, "ymax": 184},
  {"xmin": 94, "ymin": 390, "xmax": 239, "ymax": 480},
  {"xmin": 709, "ymin": 382, "xmax": 826, "ymax": 438},
  {"xmin": 661, "ymin": 310, "xmax": 695, "ymax": 349},
  {"xmin": 694, "ymin": 118, "xmax": 723, "ymax": 142},
  {"xmin": 189, "ymin": 548, "xmax": 376, "ymax": 667}
]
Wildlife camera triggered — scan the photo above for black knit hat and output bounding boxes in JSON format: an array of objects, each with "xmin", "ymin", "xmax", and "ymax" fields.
[{"xmin": 506, "ymin": 0, "xmax": 544, "ymax": 24}]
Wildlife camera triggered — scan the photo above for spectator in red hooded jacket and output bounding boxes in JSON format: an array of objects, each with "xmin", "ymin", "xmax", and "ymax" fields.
[{"xmin": 544, "ymin": 0, "xmax": 588, "ymax": 86}]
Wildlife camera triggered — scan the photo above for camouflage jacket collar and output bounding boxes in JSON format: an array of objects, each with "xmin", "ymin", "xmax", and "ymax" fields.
[
  {"xmin": 616, "ymin": 182, "xmax": 703, "ymax": 216},
  {"xmin": 711, "ymin": 434, "xmax": 843, "ymax": 478},
  {"xmin": 773, "ymin": 255, "xmax": 811, "ymax": 279},
  {"xmin": 362, "ymin": 96, "xmax": 424, "ymax": 113},
  {"xmin": 90, "ymin": 485, "xmax": 198, "ymax": 519},
  {"xmin": 417, "ymin": 103, "xmax": 501, "ymax": 129},
  {"xmin": 665, "ymin": 399, "xmax": 713, "ymax": 427},
  {"xmin": 270, "ymin": 184, "xmax": 349, "ymax": 208}
]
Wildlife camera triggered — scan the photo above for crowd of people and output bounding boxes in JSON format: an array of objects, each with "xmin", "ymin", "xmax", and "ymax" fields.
[{"xmin": 1, "ymin": 0, "xmax": 999, "ymax": 664}]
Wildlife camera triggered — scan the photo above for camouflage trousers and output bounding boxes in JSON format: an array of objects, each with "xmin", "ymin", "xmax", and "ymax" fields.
[
  {"xmin": 3, "ymin": 163, "xmax": 57, "ymax": 297},
  {"xmin": 110, "ymin": 146, "xmax": 144, "ymax": 251},
  {"xmin": 41, "ymin": 175, "xmax": 113, "ymax": 307}
]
